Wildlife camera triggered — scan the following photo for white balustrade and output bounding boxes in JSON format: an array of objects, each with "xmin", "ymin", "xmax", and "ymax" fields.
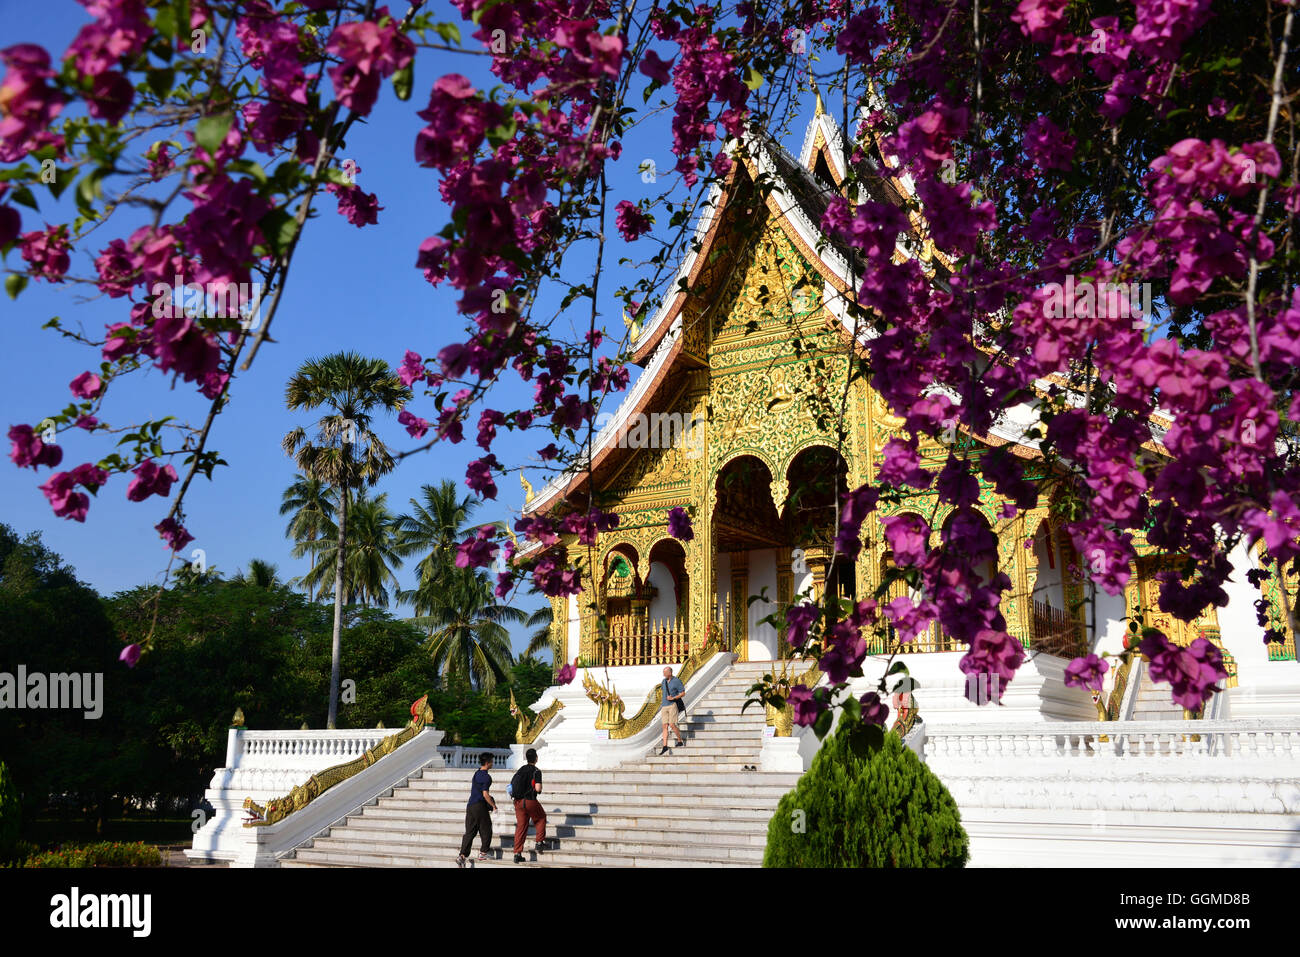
[
  {"xmin": 437, "ymin": 746, "xmax": 513, "ymax": 769},
  {"xmin": 190, "ymin": 726, "xmax": 439, "ymax": 864},
  {"xmin": 924, "ymin": 718, "xmax": 1300, "ymax": 762}
]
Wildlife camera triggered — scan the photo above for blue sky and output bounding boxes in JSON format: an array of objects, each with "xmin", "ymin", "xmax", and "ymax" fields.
[{"xmin": 0, "ymin": 1, "xmax": 823, "ymax": 658}]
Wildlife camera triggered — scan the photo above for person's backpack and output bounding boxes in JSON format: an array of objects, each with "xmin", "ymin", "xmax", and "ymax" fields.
[{"xmin": 508, "ymin": 766, "xmax": 536, "ymax": 801}]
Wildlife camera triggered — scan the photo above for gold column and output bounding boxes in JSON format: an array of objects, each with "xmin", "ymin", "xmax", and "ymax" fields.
[
  {"xmin": 804, "ymin": 544, "xmax": 832, "ymax": 602},
  {"xmin": 1010, "ymin": 511, "xmax": 1034, "ymax": 649},
  {"xmin": 731, "ymin": 549, "xmax": 749, "ymax": 661}
]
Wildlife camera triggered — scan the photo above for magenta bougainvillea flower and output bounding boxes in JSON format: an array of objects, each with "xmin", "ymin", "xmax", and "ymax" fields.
[
  {"xmin": 785, "ymin": 603, "xmax": 818, "ymax": 650},
  {"xmin": 326, "ymin": 182, "xmax": 382, "ymax": 227},
  {"xmin": 614, "ymin": 200, "xmax": 652, "ymax": 241},
  {"xmin": 859, "ymin": 692, "xmax": 890, "ymax": 726},
  {"xmin": 398, "ymin": 409, "xmax": 429, "ymax": 439},
  {"xmin": 19, "ymin": 225, "xmax": 71, "ymax": 282},
  {"xmin": 455, "ymin": 524, "xmax": 498, "ymax": 569},
  {"xmin": 1063, "ymin": 653, "xmax": 1110, "ymax": 693},
  {"xmin": 126, "ymin": 459, "xmax": 177, "ymax": 502},
  {"xmin": 8, "ymin": 424, "xmax": 62, "ymax": 470},
  {"xmin": 155, "ymin": 517, "xmax": 194, "ymax": 552},
  {"xmin": 667, "ymin": 506, "xmax": 693, "ymax": 541},
  {"xmin": 397, "ymin": 350, "xmax": 426, "ymax": 387},
  {"xmin": 39, "ymin": 471, "xmax": 90, "ymax": 521},
  {"xmin": 787, "ymin": 685, "xmax": 824, "ymax": 727},
  {"xmin": 70, "ymin": 371, "xmax": 104, "ymax": 399},
  {"xmin": 1141, "ymin": 631, "xmax": 1226, "ymax": 711},
  {"xmin": 325, "ymin": 7, "xmax": 414, "ymax": 116}
]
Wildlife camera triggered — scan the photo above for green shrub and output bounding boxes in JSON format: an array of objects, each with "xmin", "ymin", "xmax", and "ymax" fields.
[
  {"xmin": 764, "ymin": 723, "xmax": 969, "ymax": 867},
  {"xmin": 21, "ymin": 841, "xmax": 163, "ymax": 868},
  {"xmin": 0, "ymin": 762, "xmax": 19, "ymax": 862}
]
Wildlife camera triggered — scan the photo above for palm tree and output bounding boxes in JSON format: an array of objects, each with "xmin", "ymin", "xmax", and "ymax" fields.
[
  {"xmin": 232, "ymin": 559, "xmax": 283, "ymax": 588},
  {"xmin": 283, "ymin": 352, "xmax": 411, "ymax": 728},
  {"xmin": 409, "ymin": 567, "xmax": 521, "ymax": 690},
  {"xmin": 392, "ymin": 480, "xmax": 518, "ymax": 689},
  {"xmin": 523, "ymin": 604, "xmax": 559, "ymax": 662},
  {"xmin": 280, "ymin": 475, "xmax": 337, "ymax": 598},
  {"xmin": 391, "ymin": 481, "xmax": 479, "ymax": 590},
  {"xmin": 302, "ymin": 492, "xmax": 403, "ymax": 607}
]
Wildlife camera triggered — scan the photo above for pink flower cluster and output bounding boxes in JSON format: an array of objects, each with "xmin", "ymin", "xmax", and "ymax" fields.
[
  {"xmin": 325, "ymin": 7, "xmax": 414, "ymax": 116},
  {"xmin": 0, "ymin": 45, "xmax": 65, "ymax": 162}
]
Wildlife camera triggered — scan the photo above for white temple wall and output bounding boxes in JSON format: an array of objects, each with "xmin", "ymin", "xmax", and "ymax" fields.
[
  {"xmin": 566, "ymin": 593, "xmax": 580, "ymax": 664},
  {"xmin": 747, "ymin": 549, "xmax": 779, "ymax": 659},
  {"xmin": 1093, "ymin": 586, "xmax": 1129, "ymax": 658},
  {"xmin": 1220, "ymin": 541, "xmax": 1300, "ymax": 717},
  {"xmin": 647, "ymin": 561, "xmax": 678, "ymax": 623},
  {"xmin": 1031, "ymin": 533, "xmax": 1064, "ymax": 609}
]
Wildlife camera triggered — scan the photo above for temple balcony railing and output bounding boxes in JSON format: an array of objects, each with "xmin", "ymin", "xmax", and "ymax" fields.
[
  {"xmin": 1268, "ymin": 631, "xmax": 1298, "ymax": 662},
  {"xmin": 867, "ymin": 623, "xmax": 968, "ymax": 655},
  {"xmin": 598, "ymin": 620, "xmax": 692, "ymax": 667},
  {"xmin": 861, "ymin": 603, "xmax": 1087, "ymax": 658},
  {"xmin": 595, "ymin": 598, "xmax": 743, "ymax": 667},
  {"xmin": 1029, "ymin": 599, "xmax": 1089, "ymax": 659}
]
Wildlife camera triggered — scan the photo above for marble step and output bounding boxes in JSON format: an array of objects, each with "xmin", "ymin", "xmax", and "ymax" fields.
[
  {"xmin": 346, "ymin": 806, "xmax": 776, "ymax": 828},
  {"xmin": 315, "ymin": 820, "xmax": 769, "ymax": 849},
  {"xmin": 406, "ymin": 782, "xmax": 796, "ymax": 800},
  {"xmin": 283, "ymin": 846, "xmax": 753, "ymax": 868},
  {"xmin": 301, "ymin": 833, "xmax": 766, "ymax": 862},
  {"xmin": 410, "ymin": 769, "xmax": 801, "ymax": 787},
  {"xmin": 378, "ymin": 791, "xmax": 790, "ymax": 812}
]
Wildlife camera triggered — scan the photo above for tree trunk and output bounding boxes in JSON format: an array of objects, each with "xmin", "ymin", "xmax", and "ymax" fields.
[{"xmin": 328, "ymin": 483, "xmax": 349, "ymax": 729}]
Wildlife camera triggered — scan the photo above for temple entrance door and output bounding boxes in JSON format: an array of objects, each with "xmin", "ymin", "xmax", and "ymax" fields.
[
  {"xmin": 1135, "ymin": 556, "xmax": 1224, "ymax": 648},
  {"xmin": 1134, "ymin": 555, "xmax": 1235, "ymax": 697}
]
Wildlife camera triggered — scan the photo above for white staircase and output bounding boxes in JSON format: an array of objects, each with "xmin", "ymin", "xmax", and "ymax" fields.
[
  {"xmin": 1129, "ymin": 665, "xmax": 1189, "ymax": 721},
  {"xmin": 281, "ymin": 662, "xmax": 799, "ymax": 867}
]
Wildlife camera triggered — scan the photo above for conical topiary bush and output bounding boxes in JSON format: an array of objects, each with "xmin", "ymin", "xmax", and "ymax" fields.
[{"xmin": 763, "ymin": 722, "xmax": 969, "ymax": 867}]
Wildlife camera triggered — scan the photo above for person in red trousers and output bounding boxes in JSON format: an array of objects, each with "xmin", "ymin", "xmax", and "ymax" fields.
[{"xmin": 509, "ymin": 747, "xmax": 547, "ymax": 863}]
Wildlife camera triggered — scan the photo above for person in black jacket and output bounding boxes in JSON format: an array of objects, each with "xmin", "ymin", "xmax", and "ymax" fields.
[
  {"xmin": 510, "ymin": 747, "xmax": 548, "ymax": 863},
  {"xmin": 457, "ymin": 752, "xmax": 498, "ymax": 867}
]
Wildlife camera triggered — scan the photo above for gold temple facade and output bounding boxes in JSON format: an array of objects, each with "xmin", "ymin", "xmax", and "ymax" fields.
[{"xmin": 522, "ymin": 112, "xmax": 1283, "ymax": 677}]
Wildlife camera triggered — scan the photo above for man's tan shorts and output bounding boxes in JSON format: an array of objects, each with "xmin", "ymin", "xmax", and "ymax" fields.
[{"xmin": 660, "ymin": 705, "xmax": 677, "ymax": 726}]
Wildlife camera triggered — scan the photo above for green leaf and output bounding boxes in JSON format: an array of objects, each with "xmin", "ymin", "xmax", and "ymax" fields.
[
  {"xmin": 812, "ymin": 707, "xmax": 833, "ymax": 739},
  {"xmin": 10, "ymin": 186, "xmax": 38, "ymax": 211},
  {"xmin": 841, "ymin": 695, "xmax": 861, "ymax": 722},
  {"xmin": 146, "ymin": 68, "xmax": 175, "ymax": 99},
  {"xmin": 5, "ymin": 274, "xmax": 28, "ymax": 300},
  {"xmin": 154, "ymin": 6, "xmax": 177, "ymax": 38},
  {"xmin": 76, "ymin": 171, "xmax": 103, "ymax": 212},
  {"xmin": 258, "ymin": 208, "xmax": 298, "ymax": 259},
  {"xmin": 174, "ymin": 0, "xmax": 192, "ymax": 40},
  {"xmin": 744, "ymin": 67, "xmax": 764, "ymax": 91},
  {"xmin": 195, "ymin": 114, "xmax": 233, "ymax": 156},
  {"xmin": 392, "ymin": 62, "xmax": 413, "ymax": 101}
]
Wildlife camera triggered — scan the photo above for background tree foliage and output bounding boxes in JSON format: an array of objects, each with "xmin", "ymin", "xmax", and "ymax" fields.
[{"xmin": 0, "ymin": 523, "xmax": 549, "ymax": 837}]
